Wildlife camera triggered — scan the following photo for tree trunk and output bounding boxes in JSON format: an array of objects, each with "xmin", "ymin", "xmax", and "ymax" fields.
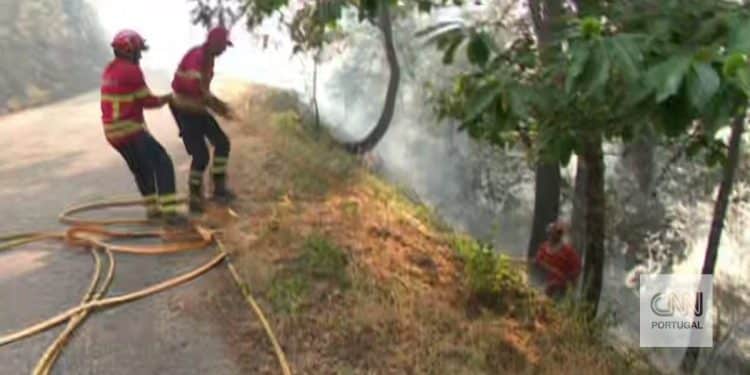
[
  {"xmin": 580, "ymin": 134, "xmax": 605, "ymax": 318},
  {"xmin": 620, "ymin": 134, "xmax": 659, "ymax": 269},
  {"xmin": 312, "ymin": 49, "xmax": 321, "ymax": 132},
  {"xmin": 623, "ymin": 135, "xmax": 656, "ymax": 196},
  {"xmin": 527, "ymin": 163, "xmax": 562, "ymax": 282},
  {"xmin": 681, "ymin": 114, "xmax": 746, "ymax": 373},
  {"xmin": 344, "ymin": 0, "xmax": 400, "ymax": 154},
  {"xmin": 571, "ymin": 158, "xmax": 587, "ymax": 253},
  {"xmin": 312, "ymin": 0, "xmax": 321, "ymax": 133},
  {"xmin": 526, "ymin": 0, "xmax": 563, "ymax": 272}
]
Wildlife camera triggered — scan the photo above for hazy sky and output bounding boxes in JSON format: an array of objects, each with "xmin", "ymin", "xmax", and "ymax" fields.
[{"xmin": 89, "ymin": 0, "xmax": 305, "ymax": 89}]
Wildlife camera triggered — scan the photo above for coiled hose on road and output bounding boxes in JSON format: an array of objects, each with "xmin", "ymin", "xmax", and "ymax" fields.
[{"xmin": 0, "ymin": 197, "xmax": 291, "ymax": 375}]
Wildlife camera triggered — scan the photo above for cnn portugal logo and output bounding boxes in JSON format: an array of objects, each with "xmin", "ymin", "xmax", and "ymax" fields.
[{"xmin": 650, "ymin": 291, "xmax": 704, "ymax": 318}]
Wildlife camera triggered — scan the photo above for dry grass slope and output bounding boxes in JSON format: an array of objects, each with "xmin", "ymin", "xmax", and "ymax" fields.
[{"xmin": 220, "ymin": 84, "xmax": 658, "ymax": 374}]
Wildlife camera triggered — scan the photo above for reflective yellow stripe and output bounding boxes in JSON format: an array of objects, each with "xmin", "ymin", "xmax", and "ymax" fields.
[
  {"xmin": 104, "ymin": 121, "xmax": 144, "ymax": 139},
  {"xmin": 160, "ymin": 206, "xmax": 178, "ymax": 214},
  {"xmin": 159, "ymin": 193, "xmax": 180, "ymax": 213},
  {"xmin": 213, "ymin": 157, "xmax": 228, "ymax": 174},
  {"xmin": 134, "ymin": 88, "xmax": 152, "ymax": 99},
  {"xmin": 176, "ymin": 70, "xmax": 203, "ymax": 80},
  {"xmin": 171, "ymin": 93, "xmax": 207, "ymax": 113},
  {"xmin": 189, "ymin": 170, "xmax": 203, "ymax": 185},
  {"xmin": 160, "ymin": 194, "xmax": 179, "ymax": 204},
  {"xmin": 101, "ymin": 88, "xmax": 152, "ymax": 102},
  {"xmin": 104, "ymin": 88, "xmax": 151, "ymax": 122},
  {"xmin": 106, "ymin": 121, "xmax": 143, "ymax": 133},
  {"xmin": 145, "ymin": 196, "xmax": 159, "ymax": 212},
  {"xmin": 113, "ymin": 100, "xmax": 121, "ymax": 120}
]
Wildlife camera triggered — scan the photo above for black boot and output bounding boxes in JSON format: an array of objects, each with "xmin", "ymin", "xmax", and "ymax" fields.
[
  {"xmin": 189, "ymin": 182, "xmax": 205, "ymax": 215},
  {"xmin": 159, "ymin": 193, "xmax": 191, "ymax": 229},
  {"xmin": 163, "ymin": 212, "xmax": 191, "ymax": 229},
  {"xmin": 212, "ymin": 174, "xmax": 236, "ymax": 204},
  {"xmin": 146, "ymin": 207, "xmax": 162, "ymax": 221},
  {"xmin": 145, "ymin": 195, "xmax": 161, "ymax": 221}
]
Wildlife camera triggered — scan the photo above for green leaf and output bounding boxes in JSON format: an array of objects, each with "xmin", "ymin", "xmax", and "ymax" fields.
[
  {"xmin": 583, "ymin": 42, "xmax": 610, "ymax": 97},
  {"xmin": 360, "ymin": 0, "xmax": 378, "ymax": 18},
  {"xmin": 517, "ymin": 49, "xmax": 537, "ymax": 71},
  {"xmin": 467, "ymin": 33, "xmax": 491, "ymax": 67},
  {"xmin": 465, "ymin": 81, "xmax": 503, "ymax": 123},
  {"xmin": 620, "ymin": 81, "xmax": 653, "ymax": 111},
  {"xmin": 725, "ymin": 52, "xmax": 749, "ymax": 77},
  {"xmin": 431, "ymin": 28, "xmax": 463, "ymax": 50},
  {"xmin": 705, "ymin": 148, "xmax": 728, "ymax": 168},
  {"xmin": 608, "ymin": 35, "xmax": 642, "ymax": 81},
  {"xmin": 686, "ymin": 139, "xmax": 703, "ymax": 158},
  {"xmin": 728, "ymin": 20, "xmax": 750, "ymax": 54},
  {"xmin": 693, "ymin": 16, "xmax": 728, "ymax": 44},
  {"xmin": 565, "ymin": 42, "xmax": 590, "ymax": 94},
  {"xmin": 736, "ymin": 67, "xmax": 750, "ymax": 97},
  {"xmin": 686, "ymin": 63, "xmax": 721, "ymax": 111},
  {"xmin": 508, "ymin": 86, "xmax": 533, "ymax": 120},
  {"xmin": 702, "ymin": 87, "xmax": 739, "ymax": 132},
  {"xmin": 442, "ymin": 36, "xmax": 463, "ymax": 65},
  {"xmin": 316, "ymin": 0, "xmax": 342, "ymax": 23},
  {"xmin": 557, "ymin": 136, "xmax": 575, "ymax": 166},
  {"xmin": 417, "ymin": 0, "xmax": 432, "ymax": 12},
  {"xmin": 656, "ymin": 95, "xmax": 692, "ymax": 137},
  {"xmin": 480, "ymin": 31, "xmax": 498, "ymax": 53},
  {"xmin": 646, "ymin": 55, "xmax": 693, "ymax": 103}
]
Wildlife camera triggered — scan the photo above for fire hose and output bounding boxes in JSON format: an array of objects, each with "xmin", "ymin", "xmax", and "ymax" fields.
[{"xmin": 0, "ymin": 197, "xmax": 291, "ymax": 375}]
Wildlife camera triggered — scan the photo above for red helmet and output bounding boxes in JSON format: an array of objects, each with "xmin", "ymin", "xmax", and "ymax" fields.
[
  {"xmin": 111, "ymin": 30, "xmax": 149, "ymax": 55},
  {"xmin": 206, "ymin": 26, "xmax": 233, "ymax": 49}
]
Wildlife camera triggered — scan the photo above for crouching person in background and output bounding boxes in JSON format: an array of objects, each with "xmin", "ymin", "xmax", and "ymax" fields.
[{"xmin": 535, "ymin": 221, "xmax": 582, "ymax": 299}]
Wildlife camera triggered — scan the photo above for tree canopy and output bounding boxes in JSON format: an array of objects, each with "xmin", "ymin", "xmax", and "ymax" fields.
[{"xmin": 429, "ymin": 0, "xmax": 750, "ymax": 166}]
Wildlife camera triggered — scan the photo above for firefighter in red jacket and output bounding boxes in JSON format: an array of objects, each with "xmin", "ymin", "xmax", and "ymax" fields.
[
  {"xmin": 535, "ymin": 221, "xmax": 582, "ymax": 298},
  {"xmin": 100, "ymin": 30, "xmax": 187, "ymax": 226},
  {"xmin": 169, "ymin": 26, "xmax": 236, "ymax": 215}
]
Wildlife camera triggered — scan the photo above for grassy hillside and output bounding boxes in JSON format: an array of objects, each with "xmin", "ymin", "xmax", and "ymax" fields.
[
  {"xmin": 0, "ymin": 0, "xmax": 107, "ymax": 114},
  {"xmin": 218, "ymin": 84, "xmax": 658, "ymax": 374}
]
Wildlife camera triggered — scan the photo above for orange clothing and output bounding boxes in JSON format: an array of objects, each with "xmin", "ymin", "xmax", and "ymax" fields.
[
  {"xmin": 535, "ymin": 242, "xmax": 582, "ymax": 295},
  {"xmin": 100, "ymin": 58, "xmax": 161, "ymax": 145}
]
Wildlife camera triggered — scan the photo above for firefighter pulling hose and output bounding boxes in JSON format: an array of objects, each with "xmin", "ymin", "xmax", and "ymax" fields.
[
  {"xmin": 101, "ymin": 30, "xmax": 189, "ymax": 227},
  {"xmin": 0, "ymin": 197, "xmax": 291, "ymax": 375},
  {"xmin": 170, "ymin": 26, "xmax": 238, "ymax": 215}
]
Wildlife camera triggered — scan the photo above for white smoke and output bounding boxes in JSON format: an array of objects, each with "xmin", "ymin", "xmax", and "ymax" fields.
[
  {"xmin": 88, "ymin": 1, "xmax": 750, "ymax": 371},
  {"xmin": 89, "ymin": 0, "xmax": 304, "ymax": 89}
]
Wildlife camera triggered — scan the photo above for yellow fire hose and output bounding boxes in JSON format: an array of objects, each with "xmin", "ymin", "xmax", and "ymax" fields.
[
  {"xmin": 34, "ymin": 248, "xmax": 115, "ymax": 375},
  {"xmin": 0, "ymin": 197, "xmax": 291, "ymax": 375}
]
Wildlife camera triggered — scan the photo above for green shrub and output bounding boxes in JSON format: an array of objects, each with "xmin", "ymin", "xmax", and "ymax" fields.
[
  {"xmin": 268, "ymin": 274, "xmax": 308, "ymax": 314},
  {"xmin": 298, "ymin": 233, "xmax": 350, "ymax": 288},
  {"xmin": 454, "ymin": 235, "xmax": 532, "ymax": 314},
  {"xmin": 268, "ymin": 233, "xmax": 350, "ymax": 314}
]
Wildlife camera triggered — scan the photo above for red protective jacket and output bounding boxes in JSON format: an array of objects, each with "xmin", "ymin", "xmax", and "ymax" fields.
[
  {"xmin": 171, "ymin": 45, "xmax": 214, "ymax": 110},
  {"xmin": 535, "ymin": 242, "xmax": 582, "ymax": 295},
  {"xmin": 100, "ymin": 58, "xmax": 162, "ymax": 146}
]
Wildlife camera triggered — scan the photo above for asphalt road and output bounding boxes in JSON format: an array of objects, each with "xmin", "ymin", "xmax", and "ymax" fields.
[{"xmin": 0, "ymin": 77, "xmax": 261, "ymax": 374}]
